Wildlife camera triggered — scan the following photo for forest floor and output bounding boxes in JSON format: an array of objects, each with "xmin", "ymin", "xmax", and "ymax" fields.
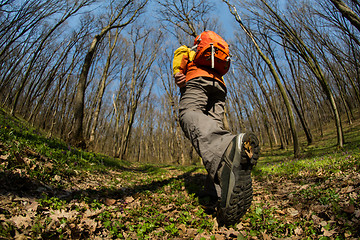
[{"xmin": 0, "ymin": 108, "xmax": 359, "ymax": 239}]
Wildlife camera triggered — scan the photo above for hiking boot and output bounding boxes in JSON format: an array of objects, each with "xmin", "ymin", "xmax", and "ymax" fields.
[{"xmin": 216, "ymin": 132, "xmax": 260, "ymax": 226}]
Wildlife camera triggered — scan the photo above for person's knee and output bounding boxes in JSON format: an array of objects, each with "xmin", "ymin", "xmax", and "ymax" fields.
[
  {"xmin": 180, "ymin": 110, "xmax": 197, "ymax": 133},
  {"xmin": 181, "ymin": 110, "xmax": 222, "ymax": 140}
]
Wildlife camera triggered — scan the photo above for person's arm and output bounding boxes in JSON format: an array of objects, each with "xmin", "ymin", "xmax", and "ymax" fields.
[
  {"xmin": 173, "ymin": 46, "xmax": 190, "ymax": 88},
  {"xmin": 174, "ymin": 72, "xmax": 186, "ymax": 88}
]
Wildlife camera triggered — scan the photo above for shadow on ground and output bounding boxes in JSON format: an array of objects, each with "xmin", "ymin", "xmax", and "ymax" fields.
[{"xmin": 0, "ymin": 166, "xmax": 213, "ymax": 211}]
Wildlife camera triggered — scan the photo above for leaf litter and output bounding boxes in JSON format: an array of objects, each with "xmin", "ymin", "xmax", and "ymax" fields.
[
  {"xmin": 0, "ymin": 151, "xmax": 359, "ymax": 239},
  {"xmin": 1, "ymin": 132, "xmax": 360, "ymax": 239}
]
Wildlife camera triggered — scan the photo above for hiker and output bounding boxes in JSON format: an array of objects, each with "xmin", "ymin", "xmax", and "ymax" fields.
[{"xmin": 173, "ymin": 31, "xmax": 260, "ymax": 225}]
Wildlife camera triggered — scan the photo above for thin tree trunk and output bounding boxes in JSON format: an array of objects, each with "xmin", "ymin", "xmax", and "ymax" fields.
[
  {"xmin": 28, "ymin": 41, "xmax": 74, "ymax": 123},
  {"xmin": 11, "ymin": 3, "xmax": 86, "ymax": 116},
  {"xmin": 89, "ymin": 30, "xmax": 119, "ymax": 146},
  {"xmin": 258, "ymin": 0, "xmax": 344, "ymax": 148},
  {"xmin": 330, "ymin": 0, "xmax": 360, "ymax": 33},
  {"xmin": 224, "ymin": 1, "xmax": 300, "ymax": 157},
  {"xmin": 72, "ymin": 0, "xmax": 146, "ymax": 147},
  {"xmin": 281, "ymin": 47, "xmax": 313, "ymax": 145}
]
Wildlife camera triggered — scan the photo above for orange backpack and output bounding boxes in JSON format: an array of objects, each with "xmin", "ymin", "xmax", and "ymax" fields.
[{"xmin": 192, "ymin": 31, "xmax": 230, "ymax": 76}]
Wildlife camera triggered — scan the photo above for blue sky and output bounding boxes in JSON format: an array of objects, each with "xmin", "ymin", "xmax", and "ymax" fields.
[
  {"xmin": 215, "ymin": 0, "xmax": 238, "ymax": 39},
  {"xmin": 65, "ymin": 1, "xmax": 237, "ymax": 41}
]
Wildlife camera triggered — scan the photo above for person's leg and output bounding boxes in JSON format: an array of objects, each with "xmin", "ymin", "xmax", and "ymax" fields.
[
  {"xmin": 179, "ymin": 77, "xmax": 234, "ymax": 197},
  {"xmin": 179, "ymin": 76, "xmax": 260, "ymax": 226}
]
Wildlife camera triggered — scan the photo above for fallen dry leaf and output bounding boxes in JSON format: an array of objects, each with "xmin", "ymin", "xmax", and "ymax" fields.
[
  {"xmin": 9, "ymin": 215, "xmax": 32, "ymax": 228},
  {"xmin": 53, "ymin": 175, "xmax": 61, "ymax": 182},
  {"xmin": 178, "ymin": 223, "xmax": 186, "ymax": 233},
  {"xmin": 261, "ymin": 231, "xmax": 271, "ymax": 240},
  {"xmin": 225, "ymin": 228, "xmax": 240, "ymax": 238},
  {"xmin": 322, "ymin": 227, "xmax": 337, "ymax": 237},
  {"xmin": 161, "ymin": 203, "xmax": 176, "ymax": 212},
  {"xmin": 124, "ymin": 196, "xmax": 134, "ymax": 203},
  {"xmin": 0, "ymin": 153, "xmax": 10, "ymax": 160},
  {"xmin": 49, "ymin": 209, "xmax": 78, "ymax": 221},
  {"xmin": 213, "ymin": 233, "xmax": 225, "ymax": 240},
  {"xmin": 23, "ymin": 157, "xmax": 32, "ymax": 166},
  {"xmin": 294, "ymin": 227, "xmax": 303, "ymax": 235},
  {"xmin": 186, "ymin": 228, "xmax": 198, "ymax": 238},
  {"xmin": 287, "ymin": 207, "xmax": 299, "ymax": 217},
  {"xmin": 354, "ymin": 210, "xmax": 360, "ymax": 218},
  {"xmin": 80, "ymin": 218, "xmax": 98, "ymax": 232},
  {"xmin": 84, "ymin": 208, "xmax": 105, "ymax": 218},
  {"xmin": 343, "ymin": 204, "xmax": 355, "ymax": 214},
  {"xmin": 275, "ymin": 209, "xmax": 286, "ymax": 215},
  {"xmin": 43, "ymin": 162, "xmax": 53, "ymax": 170},
  {"xmin": 345, "ymin": 186, "xmax": 355, "ymax": 193},
  {"xmin": 104, "ymin": 198, "xmax": 116, "ymax": 206},
  {"xmin": 14, "ymin": 232, "xmax": 27, "ymax": 240},
  {"xmin": 320, "ymin": 221, "xmax": 328, "ymax": 227},
  {"xmin": 25, "ymin": 201, "xmax": 39, "ymax": 212}
]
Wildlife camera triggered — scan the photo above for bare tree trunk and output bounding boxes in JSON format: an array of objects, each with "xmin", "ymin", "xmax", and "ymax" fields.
[
  {"xmin": 256, "ymin": 0, "xmax": 344, "ymax": 148},
  {"xmin": 10, "ymin": 1, "xmax": 90, "ymax": 116},
  {"xmin": 48, "ymin": 73, "xmax": 68, "ymax": 137},
  {"xmin": 224, "ymin": 1, "xmax": 300, "ymax": 157},
  {"xmin": 72, "ymin": 0, "xmax": 147, "ymax": 147},
  {"xmin": 247, "ymin": 80, "xmax": 273, "ymax": 149},
  {"xmin": 28, "ymin": 40, "xmax": 75, "ymax": 123},
  {"xmin": 59, "ymin": 53, "xmax": 80, "ymax": 139},
  {"xmin": 280, "ymin": 46, "xmax": 313, "ymax": 145},
  {"xmin": 115, "ymin": 28, "xmax": 160, "ymax": 160},
  {"xmin": 330, "ymin": 0, "xmax": 360, "ymax": 33},
  {"xmin": 227, "ymin": 89, "xmax": 246, "ymax": 132},
  {"xmin": 89, "ymin": 30, "xmax": 119, "ymax": 146},
  {"xmin": 0, "ymin": 33, "xmax": 39, "ymax": 100}
]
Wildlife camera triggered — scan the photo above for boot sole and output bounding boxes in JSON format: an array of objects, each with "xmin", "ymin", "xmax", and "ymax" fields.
[{"xmin": 218, "ymin": 132, "xmax": 260, "ymax": 226}]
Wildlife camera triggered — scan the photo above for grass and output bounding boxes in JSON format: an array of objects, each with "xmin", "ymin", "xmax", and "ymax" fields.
[
  {"xmin": 0, "ymin": 108, "xmax": 131, "ymax": 174},
  {"xmin": 0, "ymin": 107, "xmax": 359, "ymax": 239},
  {"xmin": 246, "ymin": 119, "xmax": 360, "ymax": 239},
  {"xmin": 255, "ymin": 117, "xmax": 360, "ymax": 180}
]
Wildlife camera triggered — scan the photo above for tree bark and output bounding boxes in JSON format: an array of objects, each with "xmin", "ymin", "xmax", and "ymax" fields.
[
  {"xmin": 10, "ymin": 2, "xmax": 89, "ymax": 116},
  {"xmin": 71, "ymin": 0, "xmax": 147, "ymax": 147},
  {"xmin": 257, "ymin": 0, "xmax": 344, "ymax": 148},
  {"xmin": 330, "ymin": 0, "xmax": 360, "ymax": 33},
  {"xmin": 223, "ymin": 0, "xmax": 300, "ymax": 157},
  {"xmin": 89, "ymin": 30, "xmax": 119, "ymax": 146}
]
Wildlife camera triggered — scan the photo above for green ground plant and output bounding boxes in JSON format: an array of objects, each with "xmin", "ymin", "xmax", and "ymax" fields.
[{"xmin": 0, "ymin": 108, "xmax": 359, "ymax": 239}]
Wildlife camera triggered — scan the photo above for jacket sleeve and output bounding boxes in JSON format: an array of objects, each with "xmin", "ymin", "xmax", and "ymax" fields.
[{"xmin": 173, "ymin": 45, "xmax": 191, "ymax": 76}]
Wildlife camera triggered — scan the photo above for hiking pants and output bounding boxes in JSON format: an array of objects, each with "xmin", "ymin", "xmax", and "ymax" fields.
[{"xmin": 179, "ymin": 76, "xmax": 235, "ymax": 197}]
